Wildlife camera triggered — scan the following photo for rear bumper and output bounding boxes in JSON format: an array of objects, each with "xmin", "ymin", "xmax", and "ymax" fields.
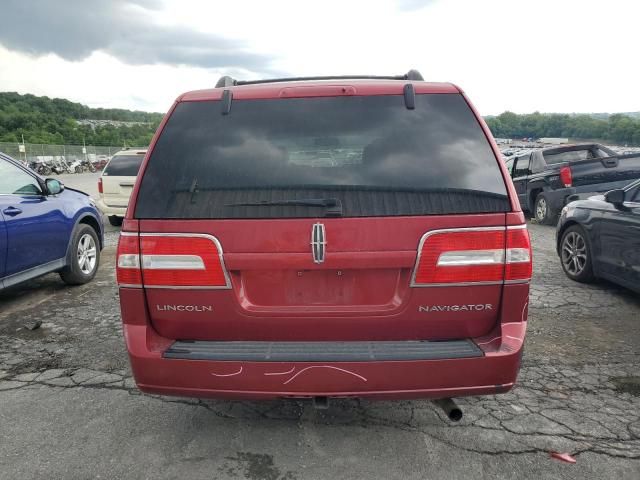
[
  {"xmin": 123, "ymin": 321, "xmax": 526, "ymax": 401},
  {"xmin": 96, "ymin": 197, "xmax": 127, "ymax": 217}
]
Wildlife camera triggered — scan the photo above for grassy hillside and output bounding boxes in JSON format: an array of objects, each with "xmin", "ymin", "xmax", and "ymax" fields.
[{"xmin": 0, "ymin": 92, "xmax": 163, "ymax": 146}]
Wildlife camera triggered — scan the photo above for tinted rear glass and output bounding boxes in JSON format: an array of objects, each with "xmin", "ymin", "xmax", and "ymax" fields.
[
  {"xmin": 135, "ymin": 94, "xmax": 509, "ymax": 218},
  {"xmin": 103, "ymin": 154, "xmax": 144, "ymax": 176},
  {"xmin": 543, "ymin": 147, "xmax": 606, "ymax": 164}
]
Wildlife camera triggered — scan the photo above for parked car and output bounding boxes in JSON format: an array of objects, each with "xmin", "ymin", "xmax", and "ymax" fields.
[
  {"xmin": 504, "ymin": 143, "xmax": 640, "ymax": 224},
  {"xmin": 116, "ymin": 70, "xmax": 532, "ymax": 418},
  {"xmin": 0, "ymin": 152, "xmax": 103, "ymax": 290},
  {"xmin": 556, "ymin": 179, "xmax": 640, "ymax": 293},
  {"xmin": 94, "ymin": 155, "xmax": 110, "ymax": 170},
  {"xmin": 96, "ymin": 149, "xmax": 146, "ymax": 226}
]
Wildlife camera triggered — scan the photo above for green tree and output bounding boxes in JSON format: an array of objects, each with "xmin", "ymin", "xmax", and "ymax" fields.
[
  {"xmin": 0, "ymin": 92, "xmax": 163, "ymax": 147},
  {"xmin": 484, "ymin": 110, "xmax": 640, "ymax": 145}
]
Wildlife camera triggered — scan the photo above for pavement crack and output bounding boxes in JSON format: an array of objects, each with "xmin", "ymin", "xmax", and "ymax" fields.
[{"xmin": 3, "ymin": 360, "xmax": 640, "ymax": 460}]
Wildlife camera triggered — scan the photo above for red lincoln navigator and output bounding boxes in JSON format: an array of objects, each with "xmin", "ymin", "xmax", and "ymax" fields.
[{"xmin": 117, "ymin": 70, "xmax": 531, "ymax": 419}]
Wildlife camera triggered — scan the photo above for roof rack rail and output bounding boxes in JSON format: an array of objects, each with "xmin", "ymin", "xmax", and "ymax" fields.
[
  {"xmin": 215, "ymin": 76, "xmax": 237, "ymax": 88},
  {"xmin": 214, "ymin": 70, "xmax": 424, "ymax": 88}
]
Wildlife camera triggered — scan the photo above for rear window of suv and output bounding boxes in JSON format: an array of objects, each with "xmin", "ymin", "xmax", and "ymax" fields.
[
  {"xmin": 103, "ymin": 154, "xmax": 144, "ymax": 177},
  {"xmin": 135, "ymin": 93, "xmax": 509, "ymax": 218},
  {"xmin": 543, "ymin": 146, "xmax": 613, "ymax": 164}
]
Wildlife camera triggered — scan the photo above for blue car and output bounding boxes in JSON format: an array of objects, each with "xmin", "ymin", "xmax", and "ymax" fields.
[{"xmin": 0, "ymin": 152, "xmax": 103, "ymax": 290}]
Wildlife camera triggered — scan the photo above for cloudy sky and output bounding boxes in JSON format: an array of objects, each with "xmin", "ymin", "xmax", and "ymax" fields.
[{"xmin": 0, "ymin": 0, "xmax": 637, "ymax": 115}]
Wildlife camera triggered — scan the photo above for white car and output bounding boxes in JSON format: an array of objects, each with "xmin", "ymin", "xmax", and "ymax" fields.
[{"xmin": 97, "ymin": 149, "xmax": 146, "ymax": 226}]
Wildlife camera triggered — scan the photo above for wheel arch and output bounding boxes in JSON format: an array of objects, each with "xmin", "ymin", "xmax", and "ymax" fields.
[
  {"xmin": 556, "ymin": 220, "xmax": 580, "ymax": 255},
  {"xmin": 76, "ymin": 214, "xmax": 103, "ymax": 249},
  {"xmin": 557, "ymin": 220, "xmax": 597, "ymax": 282},
  {"xmin": 529, "ymin": 188, "xmax": 543, "ymax": 213},
  {"xmin": 64, "ymin": 212, "xmax": 103, "ymax": 265}
]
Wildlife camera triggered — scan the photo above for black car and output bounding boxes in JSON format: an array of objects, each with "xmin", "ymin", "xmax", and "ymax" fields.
[{"xmin": 556, "ymin": 179, "xmax": 640, "ymax": 293}]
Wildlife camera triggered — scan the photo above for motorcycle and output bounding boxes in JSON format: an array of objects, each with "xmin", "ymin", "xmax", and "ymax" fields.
[
  {"xmin": 29, "ymin": 161, "xmax": 52, "ymax": 176},
  {"xmin": 80, "ymin": 158, "xmax": 97, "ymax": 173},
  {"xmin": 49, "ymin": 157, "xmax": 72, "ymax": 175},
  {"xmin": 50, "ymin": 164, "xmax": 66, "ymax": 175},
  {"xmin": 68, "ymin": 159, "xmax": 83, "ymax": 173}
]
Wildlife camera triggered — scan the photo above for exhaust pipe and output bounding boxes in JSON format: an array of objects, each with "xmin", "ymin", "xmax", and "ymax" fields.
[{"xmin": 434, "ymin": 398, "xmax": 463, "ymax": 422}]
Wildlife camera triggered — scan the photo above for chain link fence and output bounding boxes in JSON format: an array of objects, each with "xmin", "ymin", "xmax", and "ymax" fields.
[{"xmin": 0, "ymin": 142, "xmax": 145, "ymax": 171}]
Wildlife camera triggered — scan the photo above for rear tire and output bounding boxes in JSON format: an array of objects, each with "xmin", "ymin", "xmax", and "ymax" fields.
[
  {"xmin": 59, "ymin": 224, "xmax": 100, "ymax": 285},
  {"xmin": 108, "ymin": 216, "xmax": 123, "ymax": 227},
  {"xmin": 559, "ymin": 225, "xmax": 595, "ymax": 283},
  {"xmin": 534, "ymin": 193, "xmax": 555, "ymax": 225}
]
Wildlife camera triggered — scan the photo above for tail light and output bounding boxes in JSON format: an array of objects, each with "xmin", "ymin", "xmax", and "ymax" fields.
[
  {"xmin": 411, "ymin": 226, "xmax": 531, "ymax": 286},
  {"xmin": 98, "ymin": 177, "xmax": 103, "ymax": 194},
  {"xmin": 505, "ymin": 226, "xmax": 532, "ymax": 281},
  {"xmin": 116, "ymin": 233, "xmax": 230, "ymax": 289},
  {"xmin": 559, "ymin": 166, "xmax": 572, "ymax": 187},
  {"xmin": 116, "ymin": 233, "xmax": 142, "ymax": 287}
]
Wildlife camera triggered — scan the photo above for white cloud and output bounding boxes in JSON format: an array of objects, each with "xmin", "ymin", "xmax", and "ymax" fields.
[
  {"xmin": 0, "ymin": 46, "xmax": 224, "ymax": 112},
  {"xmin": 0, "ymin": 0, "xmax": 638, "ymax": 115}
]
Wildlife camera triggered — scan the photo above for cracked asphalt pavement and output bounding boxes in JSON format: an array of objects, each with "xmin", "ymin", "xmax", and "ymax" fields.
[{"xmin": 1, "ymin": 207, "xmax": 639, "ymax": 478}]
